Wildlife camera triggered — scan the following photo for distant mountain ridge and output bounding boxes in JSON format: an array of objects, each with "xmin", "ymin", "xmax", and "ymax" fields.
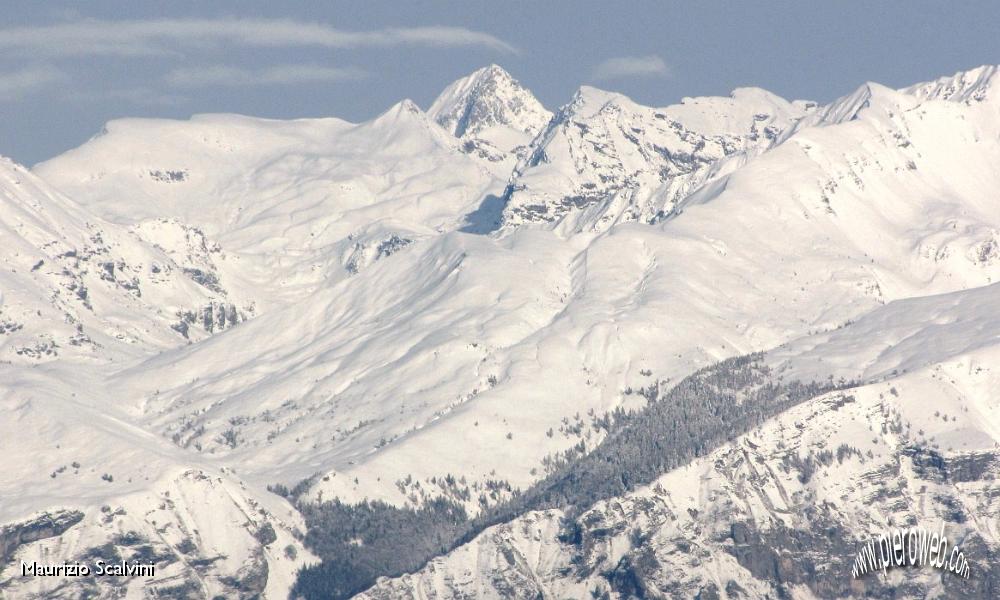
[
  {"xmin": 428, "ymin": 64, "xmax": 552, "ymax": 168},
  {"xmin": 1, "ymin": 63, "xmax": 999, "ymax": 599},
  {"xmin": 498, "ymin": 84, "xmax": 817, "ymax": 233}
]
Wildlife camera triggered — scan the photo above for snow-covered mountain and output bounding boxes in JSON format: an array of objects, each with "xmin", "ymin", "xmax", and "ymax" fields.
[
  {"xmin": 35, "ymin": 102, "xmax": 503, "ymax": 314},
  {"xmin": 428, "ymin": 65, "xmax": 552, "ymax": 171},
  {"xmin": 3, "ymin": 64, "xmax": 1000, "ymax": 599},
  {"xmin": 362, "ymin": 283, "xmax": 1000, "ymax": 599},
  {"xmin": 499, "ymin": 86, "xmax": 817, "ymax": 233},
  {"xmin": 0, "ymin": 157, "xmax": 246, "ymax": 365}
]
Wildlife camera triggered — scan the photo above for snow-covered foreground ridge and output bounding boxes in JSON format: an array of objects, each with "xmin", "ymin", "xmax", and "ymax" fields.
[{"xmin": 0, "ymin": 64, "xmax": 997, "ymax": 598}]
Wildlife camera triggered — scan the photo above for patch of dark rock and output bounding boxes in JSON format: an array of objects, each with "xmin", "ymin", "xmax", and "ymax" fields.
[{"xmin": 0, "ymin": 510, "xmax": 84, "ymax": 566}]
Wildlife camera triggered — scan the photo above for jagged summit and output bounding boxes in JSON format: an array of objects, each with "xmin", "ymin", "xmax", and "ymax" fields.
[
  {"xmin": 793, "ymin": 81, "xmax": 908, "ymax": 130},
  {"xmin": 427, "ymin": 65, "xmax": 552, "ymax": 168},
  {"xmin": 9, "ymin": 63, "xmax": 1000, "ymax": 600},
  {"xmin": 903, "ymin": 64, "xmax": 999, "ymax": 103},
  {"xmin": 792, "ymin": 65, "xmax": 1000, "ymax": 134},
  {"xmin": 556, "ymin": 85, "xmax": 626, "ymax": 118},
  {"xmin": 499, "ymin": 84, "xmax": 815, "ymax": 233},
  {"xmin": 429, "ymin": 65, "xmax": 551, "ymax": 138}
]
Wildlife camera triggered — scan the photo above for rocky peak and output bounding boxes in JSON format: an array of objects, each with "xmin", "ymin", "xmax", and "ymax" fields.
[
  {"xmin": 427, "ymin": 65, "xmax": 552, "ymax": 168},
  {"xmin": 903, "ymin": 64, "xmax": 999, "ymax": 103},
  {"xmin": 499, "ymin": 86, "xmax": 813, "ymax": 233},
  {"xmin": 429, "ymin": 64, "xmax": 551, "ymax": 139}
]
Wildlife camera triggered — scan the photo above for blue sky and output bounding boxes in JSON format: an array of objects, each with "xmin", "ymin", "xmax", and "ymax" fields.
[{"xmin": 2, "ymin": 1, "xmax": 998, "ymax": 165}]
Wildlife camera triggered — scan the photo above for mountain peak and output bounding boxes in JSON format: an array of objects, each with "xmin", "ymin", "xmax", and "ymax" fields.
[
  {"xmin": 499, "ymin": 85, "xmax": 816, "ymax": 233},
  {"xmin": 378, "ymin": 98, "xmax": 424, "ymax": 119},
  {"xmin": 367, "ymin": 98, "xmax": 435, "ymax": 133},
  {"xmin": 903, "ymin": 64, "xmax": 999, "ymax": 103},
  {"xmin": 428, "ymin": 65, "xmax": 551, "ymax": 140},
  {"xmin": 559, "ymin": 86, "xmax": 629, "ymax": 119},
  {"xmin": 476, "ymin": 63, "xmax": 512, "ymax": 81}
]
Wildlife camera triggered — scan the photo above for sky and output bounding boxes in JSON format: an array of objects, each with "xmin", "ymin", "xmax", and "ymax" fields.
[{"xmin": 1, "ymin": 1, "xmax": 998, "ymax": 165}]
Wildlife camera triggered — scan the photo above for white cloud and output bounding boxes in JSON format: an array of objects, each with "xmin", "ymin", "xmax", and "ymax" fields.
[
  {"xmin": 592, "ymin": 55, "xmax": 670, "ymax": 81},
  {"xmin": 0, "ymin": 66, "xmax": 63, "ymax": 100},
  {"xmin": 0, "ymin": 19, "xmax": 517, "ymax": 57},
  {"xmin": 164, "ymin": 64, "xmax": 367, "ymax": 87}
]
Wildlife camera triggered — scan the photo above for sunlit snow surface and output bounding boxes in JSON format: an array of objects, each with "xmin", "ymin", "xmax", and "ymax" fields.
[{"xmin": 2, "ymin": 64, "xmax": 999, "ymax": 598}]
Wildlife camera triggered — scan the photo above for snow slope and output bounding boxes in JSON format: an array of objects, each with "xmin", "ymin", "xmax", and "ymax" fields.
[
  {"xmin": 0, "ymin": 157, "xmax": 249, "ymax": 365},
  {"xmin": 499, "ymin": 85, "xmax": 817, "ymax": 233},
  {"xmin": 0, "ymin": 356, "xmax": 315, "ymax": 598},
  {"xmin": 363, "ymin": 283, "xmax": 1000, "ymax": 598},
  {"xmin": 14, "ymin": 65, "xmax": 994, "ymax": 530},
  {"xmin": 428, "ymin": 65, "xmax": 552, "ymax": 172},
  {"xmin": 35, "ymin": 101, "xmax": 504, "ymax": 313},
  {"xmin": 2, "ymin": 64, "xmax": 999, "ymax": 599},
  {"xmin": 0, "ymin": 157, "xmax": 314, "ymax": 595}
]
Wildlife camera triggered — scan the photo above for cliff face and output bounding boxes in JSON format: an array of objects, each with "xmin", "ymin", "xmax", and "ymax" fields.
[{"xmin": 0, "ymin": 510, "xmax": 84, "ymax": 567}]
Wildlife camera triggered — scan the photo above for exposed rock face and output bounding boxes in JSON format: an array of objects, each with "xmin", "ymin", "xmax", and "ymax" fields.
[
  {"xmin": 345, "ymin": 233, "xmax": 413, "ymax": 275},
  {"xmin": 0, "ymin": 470, "xmax": 308, "ymax": 600},
  {"xmin": 428, "ymin": 65, "xmax": 552, "ymax": 166},
  {"xmin": 430, "ymin": 65, "xmax": 551, "ymax": 139},
  {"xmin": 0, "ymin": 510, "xmax": 84, "ymax": 566},
  {"xmin": 0, "ymin": 160, "xmax": 248, "ymax": 364},
  {"xmin": 902, "ymin": 64, "xmax": 998, "ymax": 102},
  {"xmin": 499, "ymin": 86, "xmax": 815, "ymax": 233},
  {"xmin": 227, "ymin": 548, "xmax": 270, "ymax": 599},
  {"xmin": 361, "ymin": 373, "xmax": 1000, "ymax": 599}
]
